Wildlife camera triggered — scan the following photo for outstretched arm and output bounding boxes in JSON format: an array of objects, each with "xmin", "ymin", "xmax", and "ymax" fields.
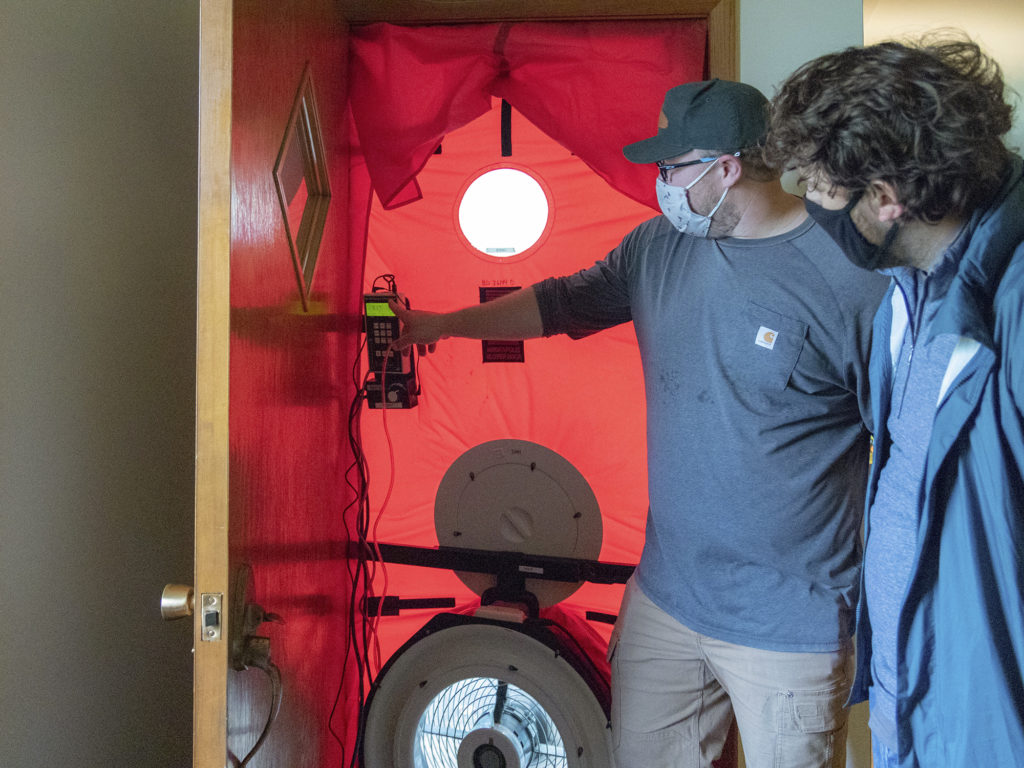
[{"xmin": 390, "ymin": 286, "xmax": 544, "ymax": 352}]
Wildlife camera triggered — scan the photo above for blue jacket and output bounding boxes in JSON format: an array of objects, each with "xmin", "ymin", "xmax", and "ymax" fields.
[{"xmin": 851, "ymin": 156, "xmax": 1024, "ymax": 766}]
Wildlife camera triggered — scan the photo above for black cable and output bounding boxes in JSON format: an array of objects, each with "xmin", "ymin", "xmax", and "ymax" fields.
[
  {"xmin": 348, "ymin": 387, "xmax": 374, "ymax": 768},
  {"xmin": 370, "ymin": 273, "xmax": 396, "ymax": 294},
  {"xmin": 233, "ymin": 662, "xmax": 283, "ymax": 768},
  {"xmin": 329, "ymin": 393, "xmax": 365, "ymax": 754},
  {"xmin": 351, "ymin": 372, "xmax": 384, "ymax": 768},
  {"xmin": 332, "ymin": 273, "xmax": 415, "ymax": 766},
  {"xmin": 344, "ymin": 357, "xmax": 384, "ymax": 766},
  {"xmin": 329, "ymin": 333, "xmax": 375, "ymax": 766}
]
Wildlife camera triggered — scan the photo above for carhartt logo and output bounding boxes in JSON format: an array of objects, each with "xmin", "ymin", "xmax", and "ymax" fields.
[{"xmin": 755, "ymin": 326, "xmax": 777, "ymax": 350}]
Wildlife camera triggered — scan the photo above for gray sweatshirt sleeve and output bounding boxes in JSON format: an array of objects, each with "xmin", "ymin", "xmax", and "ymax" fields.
[{"xmin": 533, "ymin": 223, "xmax": 646, "ymax": 338}]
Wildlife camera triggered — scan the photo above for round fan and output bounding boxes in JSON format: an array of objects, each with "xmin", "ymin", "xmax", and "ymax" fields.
[{"xmin": 361, "ymin": 614, "xmax": 611, "ymax": 768}]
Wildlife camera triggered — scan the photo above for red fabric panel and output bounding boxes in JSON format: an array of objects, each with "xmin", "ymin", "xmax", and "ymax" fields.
[
  {"xmin": 348, "ymin": 23, "xmax": 501, "ymax": 208},
  {"xmin": 349, "ymin": 20, "xmax": 707, "ymax": 210},
  {"xmin": 494, "ymin": 21, "xmax": 707, "ymax": 210},
  {"xmin": 347, "ymin": 20, "xmax": 707, "ymax": 676},
  {"xmin": 358, "ymin": 100, "xmax": 650, "ymax": 665}
]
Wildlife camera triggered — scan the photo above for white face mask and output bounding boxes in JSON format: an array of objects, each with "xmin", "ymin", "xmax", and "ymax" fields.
[{"xmin": 656, "ymin": 157, "xmax": 728, "ymax": 238}]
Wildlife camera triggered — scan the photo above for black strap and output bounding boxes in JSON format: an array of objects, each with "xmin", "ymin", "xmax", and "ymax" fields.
[{"xmin": 501, "ymin": 99, "xmax": 512, "ymax": 157}]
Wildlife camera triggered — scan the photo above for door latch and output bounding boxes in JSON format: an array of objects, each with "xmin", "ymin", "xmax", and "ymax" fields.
[{"xmin": 200, "ymin": 593, "xmax": 223, "ymax": 642}]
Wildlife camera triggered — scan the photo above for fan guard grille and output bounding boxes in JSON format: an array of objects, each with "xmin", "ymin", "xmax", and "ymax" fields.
[
  {"xmin": 415, "ymin": 676, "xmax": 567, "ymax": 767},
  {"xmin": 361, "ymin": 618, "xmax": 611, "ymax": 768}
]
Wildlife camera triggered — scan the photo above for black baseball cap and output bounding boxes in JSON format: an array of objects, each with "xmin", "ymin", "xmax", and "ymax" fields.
[{"xmin": 623, "ymin": 79, "xmax": 769, "ymax": 164}]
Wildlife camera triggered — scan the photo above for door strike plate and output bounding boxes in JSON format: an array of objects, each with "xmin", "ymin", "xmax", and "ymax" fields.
[{"xmin": 200, "ymin": 593, "xmax": 223, "ymax": 642}]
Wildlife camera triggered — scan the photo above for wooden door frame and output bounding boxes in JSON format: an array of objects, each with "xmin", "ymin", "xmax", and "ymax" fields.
[{"xmin": 195, "ymin": 0, "xmax": 232, "ymax": 765}]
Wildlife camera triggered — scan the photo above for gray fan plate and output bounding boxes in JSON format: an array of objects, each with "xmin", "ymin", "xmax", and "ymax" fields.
[{"xmin": 434, "ymin": 439, "xmax": 602, "ymax": 607}]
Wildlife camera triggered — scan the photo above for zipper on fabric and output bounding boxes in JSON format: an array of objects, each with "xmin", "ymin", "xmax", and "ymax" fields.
[
  {"xmin": 895, "ymin": 270, "xmax": 938, "ymax": 418},
  {"xmin": 893, "ymin": 279, "xmax": 915, "ymax": 418}
]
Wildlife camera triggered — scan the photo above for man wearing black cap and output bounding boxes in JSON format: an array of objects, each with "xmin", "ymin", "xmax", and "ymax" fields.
[{"xmin": 390, "ymin": 79, "xmax": 887, "ymax": 768}]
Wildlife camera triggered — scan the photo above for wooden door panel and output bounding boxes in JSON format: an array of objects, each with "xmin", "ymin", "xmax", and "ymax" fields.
[{"xmin": 196, "ymin": 0, "xmax": 358, "ymax": 765}]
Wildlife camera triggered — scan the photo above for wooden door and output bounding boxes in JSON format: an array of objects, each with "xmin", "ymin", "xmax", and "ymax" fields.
[{"xmin": 194, "ymin": 1, "xmax": 359, "ymax": 765}]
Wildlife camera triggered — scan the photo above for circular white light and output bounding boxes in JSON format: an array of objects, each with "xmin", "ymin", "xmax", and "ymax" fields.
[{"xmin": 457, "ymin": 168, "xmax": 550, "ymax": 258}]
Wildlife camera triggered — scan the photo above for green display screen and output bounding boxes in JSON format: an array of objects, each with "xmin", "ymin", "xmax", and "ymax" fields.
[{"xmin": 365, "ymin": 300, "xmax": 395, "ymax": 317}]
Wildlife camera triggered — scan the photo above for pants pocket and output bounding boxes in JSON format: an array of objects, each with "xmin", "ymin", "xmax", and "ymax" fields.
[
  {"xmin": 769, "ymin": 686, "xmax": 850, "ymax": 768},
  {"xmin": 778, "ymin": 684, "xmax": 848, "ymax": 734}
]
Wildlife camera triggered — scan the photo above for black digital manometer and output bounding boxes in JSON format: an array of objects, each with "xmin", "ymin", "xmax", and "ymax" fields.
[
  {"xmin": 363, "ymin": 289, "xmax": 418, "ymax": 409},
  {"xmin": 363, "ymin": 292, "xmax": 404, "ymax": 374}
]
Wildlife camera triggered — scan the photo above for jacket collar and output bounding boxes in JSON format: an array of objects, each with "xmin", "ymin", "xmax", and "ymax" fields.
[{"xmin": 931, "ymin": 155, "xmax": 1024, "ymax": 347}]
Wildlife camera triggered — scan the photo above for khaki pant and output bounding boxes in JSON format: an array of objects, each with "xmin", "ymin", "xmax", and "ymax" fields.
[{"xmin": 609, "ymin": 578, "xmax": 853, "ymax": 768}]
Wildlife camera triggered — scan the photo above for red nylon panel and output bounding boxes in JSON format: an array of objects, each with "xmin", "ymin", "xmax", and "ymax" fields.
[
  {"xmin": 359, "ymin": 101, "xmax": 640, "ymax": 664},
  {"xmin": 348, "ymin": 20, "xmax": 705, "ymax": 672},
  {"xmin": 349, "ymin": 20, "xmax": 707, "ymax": 210}
]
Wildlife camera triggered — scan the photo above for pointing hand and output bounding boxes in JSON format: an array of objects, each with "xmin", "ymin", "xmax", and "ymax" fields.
[{"xmin": 389, "ymin": 299, "xmax": 441, "ymax": 355}]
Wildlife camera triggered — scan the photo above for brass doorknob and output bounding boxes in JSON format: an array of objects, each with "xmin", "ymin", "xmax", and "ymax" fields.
[{"xmin": 161, "ymin": 584, "xmax": 195, "ymax": 621}]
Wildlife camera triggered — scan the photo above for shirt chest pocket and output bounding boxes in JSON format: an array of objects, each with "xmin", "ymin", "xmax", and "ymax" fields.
[{"xmin": 723, "ymin": 301, "xmax": 808, "ymax": 393}]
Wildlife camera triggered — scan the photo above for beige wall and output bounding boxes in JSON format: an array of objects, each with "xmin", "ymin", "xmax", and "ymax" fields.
[
  {"xmin": 865, "ymin": 0, "xmax": 1024, "ymax": 154},
  {"xmin": 740, "ymin": 0, "xmax": 863, "ymax": 97},
  {"xmin": 739, "ymin": 1, "xmax": 865, "ymax": 195}
]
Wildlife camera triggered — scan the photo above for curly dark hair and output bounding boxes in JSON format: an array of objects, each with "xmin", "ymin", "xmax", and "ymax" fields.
[{"xmin": 765, "ymin": 33, "xmax": 1014, "ymax": 222}]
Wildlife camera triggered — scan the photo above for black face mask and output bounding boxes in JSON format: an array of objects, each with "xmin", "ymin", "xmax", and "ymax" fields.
[{"xmin": 805, "ymin": 190, "xmax": 900, "ymax": 272}]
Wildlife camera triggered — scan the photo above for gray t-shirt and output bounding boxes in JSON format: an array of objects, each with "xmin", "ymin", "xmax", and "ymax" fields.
[{"xmin": 534, "ymin": 214, "xmax": 888, "ymax": 652}]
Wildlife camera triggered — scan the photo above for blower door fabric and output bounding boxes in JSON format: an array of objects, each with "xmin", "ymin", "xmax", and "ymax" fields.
[
  {"xmin": 349, "ymin": 21, "xmax": 706, "ymax": 665},
  {"xmin": 349, "ymin": 20, "xmax": 707, "ymax": 211}
]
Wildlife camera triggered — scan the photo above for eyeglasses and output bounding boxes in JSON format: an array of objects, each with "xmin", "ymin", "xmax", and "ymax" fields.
[{"xmin": 656, "ymin": 152, "xmax": 741, "ymax": 182}]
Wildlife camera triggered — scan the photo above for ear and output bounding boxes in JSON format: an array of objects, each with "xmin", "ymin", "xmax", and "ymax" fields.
[
  {"xmin": 717, "ymin": 153, "xmax": 744, "ymax": 188},
  {"xmin": 869, "ymin": 180, "xmax": 905, "ymax": 222}
]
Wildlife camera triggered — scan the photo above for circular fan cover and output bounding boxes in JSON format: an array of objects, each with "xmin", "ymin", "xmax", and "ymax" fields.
[
  {"xmin": 434, "ymin": 440, "xmax": 602, "ymax": 607},
  {"xmin": 362, "ymin": 619, "xmax": 611, "ymax": 768}
]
